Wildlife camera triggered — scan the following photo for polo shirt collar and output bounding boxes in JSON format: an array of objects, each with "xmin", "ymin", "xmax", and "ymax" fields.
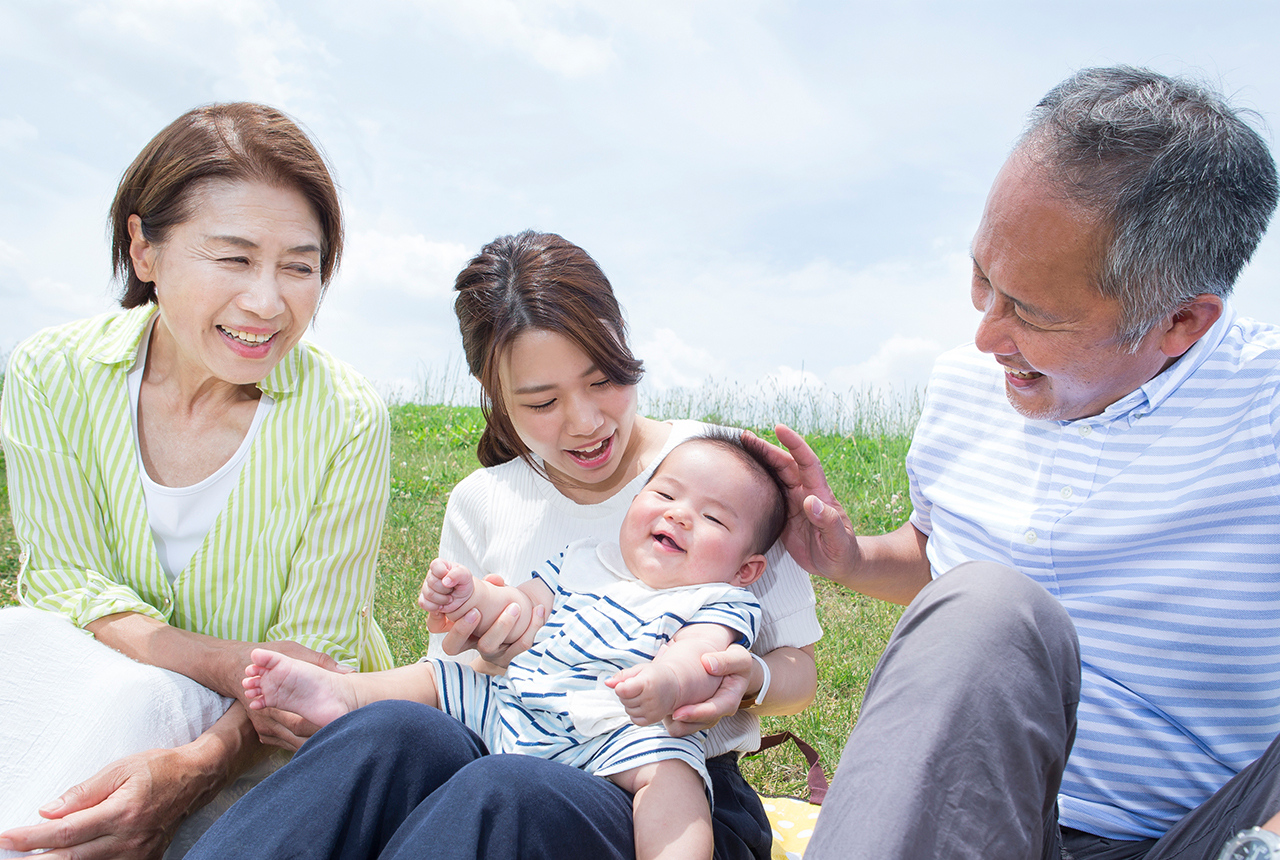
[
  {"xmin": 1084, "ymin": 302, "xmax": 1236, "ymax": 426},
  {"xmin": 88, "ymin": 305, "xmax": 157, "ymax": 366}
]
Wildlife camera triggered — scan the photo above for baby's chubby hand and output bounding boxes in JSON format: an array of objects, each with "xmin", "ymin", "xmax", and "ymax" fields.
[
  {"xmin": 417, "ymin": 558, "xmax": 476, "ymax": 618},
  {"xmin": 607, "ymin": 663, "xmax": 681, "ymax": 728}
]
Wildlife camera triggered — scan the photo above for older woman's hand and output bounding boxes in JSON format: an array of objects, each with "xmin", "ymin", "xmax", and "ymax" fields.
[
  {"xmin": 0, "ymin": 747, "xmax": 194, "ymax": 860},
  {"xmin": 0, "ymin": 702, "xmax": 259, "ymax": 860}
]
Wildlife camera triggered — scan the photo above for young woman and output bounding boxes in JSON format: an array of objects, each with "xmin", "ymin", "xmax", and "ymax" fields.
[{"xmin": 187, "ymin": 231, "xmax": 820, "ymax": 860}]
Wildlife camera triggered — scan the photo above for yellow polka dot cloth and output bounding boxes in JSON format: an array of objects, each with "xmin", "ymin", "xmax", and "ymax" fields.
[{"xmin": 762, "ymin": 795, "xmax": 821, "ymax": 860}]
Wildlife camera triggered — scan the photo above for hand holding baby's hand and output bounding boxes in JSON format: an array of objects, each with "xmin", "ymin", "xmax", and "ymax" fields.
[
  {"xmin": 607, "ymin": 663, "xmax": 681, "ymax": 728},
  {"xmin": 417, "ymin": 558, "xmax": 475, "ymax": 618}
]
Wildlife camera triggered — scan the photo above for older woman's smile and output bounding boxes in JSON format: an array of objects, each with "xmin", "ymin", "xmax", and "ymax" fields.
[
  {"xmin": 218, "ymin": 325, "xmax": 277, "ymax": 345},
  {"xmin": 131, "ymin": 179, "xmax": 324, "ymax": 392}
]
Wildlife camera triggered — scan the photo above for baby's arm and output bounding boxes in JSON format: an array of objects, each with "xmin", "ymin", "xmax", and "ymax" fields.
[
  {"xmin": 417, "ymin": 558, "xmax": 553, "ymax": 648},
  {"xmin": 607, "ymin": 623, "xmax": 739, "ymax": 728}
]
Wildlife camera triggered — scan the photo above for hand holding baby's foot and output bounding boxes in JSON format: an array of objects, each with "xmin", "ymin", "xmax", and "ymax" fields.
[
  {"xmin": 243, "ymin": 648, "xmax": 356, "ymax": 729},
  {"xmin": 417, "ymin": 558, "xmax": 475, "ymax": 617},
  {"xmin": 608, "ymin": 663, "xmax": 681, "ymax": 727}
]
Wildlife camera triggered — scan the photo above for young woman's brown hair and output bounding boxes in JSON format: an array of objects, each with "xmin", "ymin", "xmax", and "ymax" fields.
[
  {"xmin": 454, "ymin": 231, "xmax": 644, "ymax": 468},
  {"xmin": 110, "ymin": 102, "xmax": 343, "ymax": 307}
]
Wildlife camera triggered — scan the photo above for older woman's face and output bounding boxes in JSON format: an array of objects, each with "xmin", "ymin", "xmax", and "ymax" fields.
[{"xmin": 129, "ymin": 180, "xmax": 323, "ymax": 387}]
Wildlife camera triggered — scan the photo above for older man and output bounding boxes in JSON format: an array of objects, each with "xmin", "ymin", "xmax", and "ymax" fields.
[{"xmin": 766, "ymin": 67, "xmax": 1280, "ymax": 859}]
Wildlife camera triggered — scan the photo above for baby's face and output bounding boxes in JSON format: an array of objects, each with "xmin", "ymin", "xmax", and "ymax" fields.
[{"xmin": 619, "ymin": 442, "xmax": 768, "ymax": 591}]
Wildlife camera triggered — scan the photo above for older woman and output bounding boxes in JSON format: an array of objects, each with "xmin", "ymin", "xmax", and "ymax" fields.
[{"xmin": 0, "ymin": 103, "xmax": 391, "ymax": 859}]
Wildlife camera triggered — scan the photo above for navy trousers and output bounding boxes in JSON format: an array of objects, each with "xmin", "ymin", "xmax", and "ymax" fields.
[{"xmin": 186, "ymin": 699, "xmax": 771, "ymax": 860}]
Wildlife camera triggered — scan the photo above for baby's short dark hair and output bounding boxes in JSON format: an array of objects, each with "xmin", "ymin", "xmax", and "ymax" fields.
[{"xmin": 654, "ymin": 429, "xmax": 789, "ymax": 555}]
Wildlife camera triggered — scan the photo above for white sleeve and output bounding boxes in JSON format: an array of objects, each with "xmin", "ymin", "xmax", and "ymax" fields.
[
  {"xmin": 437, "ymin": 471, "xmax": 491, "ymax": 577},
  {"xmin": 429, "ymin": 472, "xmax": 492, "ymax": 662}
]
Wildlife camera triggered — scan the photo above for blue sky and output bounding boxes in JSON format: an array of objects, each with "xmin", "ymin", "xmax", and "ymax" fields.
[{"xmin": 3, "ymin": 0, "xmax": 1279, "ymax": 401}]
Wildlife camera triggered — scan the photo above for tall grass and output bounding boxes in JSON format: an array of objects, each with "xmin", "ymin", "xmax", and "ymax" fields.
[
  {"xmin": 643, "ymin": 378, "xmax": 922, "ymax": 438},
  {"xmin": 0, "ymin": 378, "xmax": 919, "ymax": 799}
]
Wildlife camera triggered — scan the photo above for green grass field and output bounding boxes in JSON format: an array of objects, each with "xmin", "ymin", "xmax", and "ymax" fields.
[{"xmin": 0, "ymin": 401, "xmax": 913, "ymax": 799}]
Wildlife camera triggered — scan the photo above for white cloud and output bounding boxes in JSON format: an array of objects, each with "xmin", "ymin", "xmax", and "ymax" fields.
[
  {"xmin": 70, "ymin": 0, "xmax": 324, "ymax": 105},
  {"xmin": 829, "ymin": 335, "xmax": 942, "ymax": 391},
  {"xmin": 340, "ymin": 230, "xmax": 471, "ymax": 298},
  {"xmin": 758, "ymin": 365, "xmax": 827, "ymax": 393},
  {"xmin": 414, "ymin": 0, "xmax": 617, "ymax": 77},
  {"xmin": 634, "ymin": 327, "xmax": 724, "ymax": 390},
  {"xmin": 0, "ymin": 116, "xmax": 37, "ymax": 148},
  {"xmin": 5, "ymin": 0, "xmax": 1280, "ymax": 406}
]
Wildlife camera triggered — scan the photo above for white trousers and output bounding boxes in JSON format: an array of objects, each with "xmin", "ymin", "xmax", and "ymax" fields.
[{"xmin": 0, "ymin": 607, "xmax": 285, "ymax": 858}]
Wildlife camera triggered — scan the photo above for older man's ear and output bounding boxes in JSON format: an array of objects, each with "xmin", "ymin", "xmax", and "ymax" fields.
[{"xmin": 1157, "ymin": 294, "xmax": 1224, "ymax": 359}]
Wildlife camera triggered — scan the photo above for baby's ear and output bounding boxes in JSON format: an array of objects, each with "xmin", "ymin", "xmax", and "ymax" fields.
[{"xmin": 733, "ymin": 555, "xmax": 767, "ymax": 587}]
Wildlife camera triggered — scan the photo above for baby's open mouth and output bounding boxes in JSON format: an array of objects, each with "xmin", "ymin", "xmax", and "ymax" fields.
[{"xmin": 652, "ymin": 533, "xmax": 684, "ymax": 552}]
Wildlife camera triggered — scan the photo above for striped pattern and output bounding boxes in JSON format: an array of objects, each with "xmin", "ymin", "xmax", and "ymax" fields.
[
  {"xmin": 432, "ymin": 538, "xmax": 760, "ymax": 793},
  {"xmin": 2, "ymin": 306, "xmax": 393, "ymax": 670},
  {"xmin": 906, "ymin": 306, "xmax": 1280, "ymax": 840},
  {"xmin": 433, "ymin": 418, "xmax": 822, "ymax": 756}
]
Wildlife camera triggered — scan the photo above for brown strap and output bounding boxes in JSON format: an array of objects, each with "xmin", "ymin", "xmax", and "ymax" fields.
[{"xmin": 753, "ymin": 731, "xmax": 829, "ymax": 805}]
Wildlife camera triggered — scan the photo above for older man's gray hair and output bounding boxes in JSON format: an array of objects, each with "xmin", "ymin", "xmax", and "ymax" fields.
[{"xmin": 1021, "ymin": 65, "xmax": 1279, "ymax": 349}]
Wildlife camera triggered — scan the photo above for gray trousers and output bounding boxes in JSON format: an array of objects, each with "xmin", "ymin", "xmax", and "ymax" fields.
[{"xmin": 805, "ymin": 562, "xmax": 1280, "ymax": 860}]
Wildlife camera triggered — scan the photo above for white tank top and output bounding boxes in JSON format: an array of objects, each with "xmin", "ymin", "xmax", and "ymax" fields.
[{"xmin": 127, "ymin": 323, "xmax": 273, "ymax": 582}]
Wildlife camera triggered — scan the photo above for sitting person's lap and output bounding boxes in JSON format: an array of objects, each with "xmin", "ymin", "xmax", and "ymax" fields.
[
  {"xmin": 188, "ymin": 699, "xmax": 771, "ymax": 860},
  {"xmin": 0, "ymin": 608, "xmax": 229, "ymax": 840}
]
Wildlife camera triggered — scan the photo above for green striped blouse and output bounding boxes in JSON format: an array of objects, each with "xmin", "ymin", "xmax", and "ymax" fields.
[{"xmin": 2, "ymin": 305, "xmax": 393, "ymax": 671}]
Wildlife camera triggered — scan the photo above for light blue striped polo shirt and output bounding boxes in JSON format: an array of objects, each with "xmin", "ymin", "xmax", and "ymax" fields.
[{"xmin": 906, "ymin": 304, "xmax": 1280, "ymax": 840}]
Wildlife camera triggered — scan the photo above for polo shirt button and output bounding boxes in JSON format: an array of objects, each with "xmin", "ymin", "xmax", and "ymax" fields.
[
  {"xmin": 1060, "ymin": 486, "xmax": 1074, "ymax": 499},
  {"xmin": 1025, "ymin": 530, "xmax": 1038, "ymax": 544},
  {"xmin": 1078, "ymin": 425, "xmax": 1092, "ymax": 437},
  {"xmin": 163, "ymin": 596, "xmax": 171, "ymax": 606}
]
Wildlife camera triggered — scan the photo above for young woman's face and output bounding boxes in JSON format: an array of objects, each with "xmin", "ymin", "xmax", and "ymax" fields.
[{"xmin": 497, "ymin": 329, "xmax": 639, "ymax": 490}]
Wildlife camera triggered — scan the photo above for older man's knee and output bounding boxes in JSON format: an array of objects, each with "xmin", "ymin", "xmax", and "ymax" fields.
[{"xmin": 900, "ymin": 563, "xmax": 1078, "ymax": 681}]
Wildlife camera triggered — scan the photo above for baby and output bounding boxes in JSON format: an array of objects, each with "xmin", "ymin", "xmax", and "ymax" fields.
[{"xmin": 243, "ymin": 431, "xmax": 788, "ymax": 860}]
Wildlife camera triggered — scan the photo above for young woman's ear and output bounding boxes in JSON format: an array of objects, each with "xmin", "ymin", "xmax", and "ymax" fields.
[{"xmin": 733, "ymin": 556, "xmax": 767, "ymax": 587}]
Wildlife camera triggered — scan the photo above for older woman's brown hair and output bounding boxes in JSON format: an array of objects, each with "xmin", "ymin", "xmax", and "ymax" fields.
[
  {"xmin": 110, "ymin": 102, "xmax": 343, "ymax": 308},
  {"xmin": 454, "ymin": 230, "xmax": 645, "ymax": 468}
]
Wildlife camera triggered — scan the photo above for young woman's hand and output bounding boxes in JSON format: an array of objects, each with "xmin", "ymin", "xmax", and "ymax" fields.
[
  {"xmin": 662, "ymin": 644, "xmax": 755, "ymax": 737},
  {"xmin": 430, "ymin": 574, "xmax": 547, "ymax": 673}
]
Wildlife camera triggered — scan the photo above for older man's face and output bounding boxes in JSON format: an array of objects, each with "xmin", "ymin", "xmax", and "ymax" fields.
[{"xmin": 969, "ymin": 151, "xmax": 1172, "ymax": 421}]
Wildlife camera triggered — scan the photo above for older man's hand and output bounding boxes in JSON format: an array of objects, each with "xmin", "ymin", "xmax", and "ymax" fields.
[
  {"xmin": 743, "ymin": 426, "xmax": 862, "ymax": 580},
  {"xmin": 745, "ymin": 426, "xmax": 932, "ymax": 605}
]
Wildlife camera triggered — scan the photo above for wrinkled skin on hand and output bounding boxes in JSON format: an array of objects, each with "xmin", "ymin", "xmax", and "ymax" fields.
[{"xmin": 0, "ymin": 746, "xmax": 194, "ymax": 860}]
